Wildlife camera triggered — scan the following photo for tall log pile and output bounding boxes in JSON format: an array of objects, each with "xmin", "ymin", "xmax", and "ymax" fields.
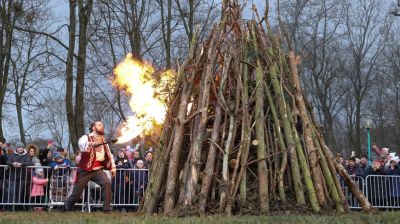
[{"xmin": 142, "ymin": 3, "xmax": 372, "ymax": 215}]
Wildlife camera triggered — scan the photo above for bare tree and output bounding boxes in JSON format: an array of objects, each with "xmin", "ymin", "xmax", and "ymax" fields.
[
  {"xmin": 343, "ymin": 0, "xmax": 391, "ymax": 154},
  {"xmin": 297, "ymin": 0, "xmax": 347, "ymax": 150},
  {"xmin": 0, "ymin": 1, "xmax": 24, "ymax": 142},
  {"xmin": 65, "ymin": 0, "xmax": 93, "ymax": 151}
]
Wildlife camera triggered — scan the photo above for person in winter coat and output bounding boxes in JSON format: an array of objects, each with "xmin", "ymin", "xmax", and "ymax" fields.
[
  {"xmin": 131, "ymin": 150, "xmax": 142, "ymax": 167},
  {"xmin": 132, "ymin": 160, "xmax": 148, "ymax": 205},
  {"xmin": 27, "ymin": 144, "xmax": 41, "ymax": 166},
  {"xmin": 49, "ymin": 151, "xmax": 72, "ymax": 180},
  {"xmin": 144, "ymin": 151, "xmax": 153, "ymax": 169},
  {"xmin": 384, "ymin": 159, "xmax": 400, "ymax": 205},
  {"xmin": 359, "ymin": 155, "xmax": 368, "ymax": 172},
  {"xmin": 113, "ymin": 150, "xmax": 132, "ymax": 212},
  {"xmin": 6, "ymin": 142, "xmax": 33, "ymax": 205},
  {"xmin": 0, "ymin": 146, "xmax": 7, "ymax": 204},
  {"xmin": 38, "ymin": 148, "xmax": 52, "ymax": 166},
  {"xmin": 345, "ymin": 157, "xmax": 365, "ymax": 178},
  {"xmin": 0, "ymin": 142, "xmax": 7, "ymax": 165},
  {"xmin": 31, "ymin": 167, "xmax": 49, "ymax": 204},
  {"xmin": 365, "ymin": 160, "xmax": 387, "ymax": 206}
]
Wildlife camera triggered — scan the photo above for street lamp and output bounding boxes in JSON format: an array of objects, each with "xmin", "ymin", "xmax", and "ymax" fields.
[{"xmin": 364, "ymin": 119, "xmax": 373, "ymax": 165}]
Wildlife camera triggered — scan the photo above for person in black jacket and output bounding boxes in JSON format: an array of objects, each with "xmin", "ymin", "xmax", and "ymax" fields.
[
  {"xmin": 113, "ymin": 150, "xmax": 132, "ymax": 212},
  {"xmin": 132, "ymin": 160, "xmax": 148, "ymax": 206},
  {"xmin": 365, "ymin": 160, "xmax": 386, "ymax": 206},
  {"xmin": 6, "ymin": 142, "xmax": 33, "ymax": 209},
  {"xmin": 346, "ymin": 157, "xmax": 365, "ymax": 178},
  {"xmin": 0, "ymin": 142, "xmax": 7, "ymax": 165},
  {"xmin": 0, "ymin": 145, "xmax": 7, "ymax": 205}
]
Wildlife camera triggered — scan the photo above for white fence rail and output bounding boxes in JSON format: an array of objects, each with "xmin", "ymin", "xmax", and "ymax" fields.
[
  {"xmin": 2, "ymin": 165, "xmax": 400, "ymax": 211},
  {"xmin": 0, "ymin": 165, "xmax": 148, "ymax": 212}
]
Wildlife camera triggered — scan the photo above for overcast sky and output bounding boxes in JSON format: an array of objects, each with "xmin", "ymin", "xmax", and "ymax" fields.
[{"xmin": 3, "ymin": 0, "xmax": 270, "ymax": 147}]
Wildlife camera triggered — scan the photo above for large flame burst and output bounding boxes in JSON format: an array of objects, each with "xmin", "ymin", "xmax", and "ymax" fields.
[{"xmin": 113, "ymin": 53, "xmax": 175, "ymax": 143}]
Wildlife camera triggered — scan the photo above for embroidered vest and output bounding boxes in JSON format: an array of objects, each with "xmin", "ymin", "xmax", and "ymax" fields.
[{"xmin": 79, "ymin": 135, "xmax": 113, "ymax": 171}]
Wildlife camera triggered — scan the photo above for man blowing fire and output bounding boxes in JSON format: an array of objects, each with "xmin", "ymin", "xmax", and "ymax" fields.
[{"xmin": 64, "ymin": 121, "xmax": 116, "ymax": 212}]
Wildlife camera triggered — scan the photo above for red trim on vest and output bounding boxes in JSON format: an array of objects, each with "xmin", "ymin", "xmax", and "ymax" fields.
[{"xmin": 78, "ymin": 134, "xmax": 113, "ymax": 172}]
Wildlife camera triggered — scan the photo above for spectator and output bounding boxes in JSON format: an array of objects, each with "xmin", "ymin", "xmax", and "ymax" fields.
[
  {"xmin": 0, "ymin": 143, "xmax": 7, "ymax": 165},
  {"xmin": 49, "ymin": 151, "xmax": 72, "ymax": 179},
  {"xmin": 365, "ymin": 160, "xmax": 385, "ymax": 176},
  {"xmin": 381, "ymin": 148, "xmax": 390, "ymax": 162},
  {"xmin": 119, "ymin": 146, "xmax": 132, "ymax": 162},
  {"xmin": 47, "ymin": 140, "xmax": 56, "ymax": 152},
  {"xmin": 26, "ymin": 144, "xmax": 41, "ymax": 204},
  {"xmin": 38, "ymin": 148, "xmax": 51, "ymax": 166},
  {"xmin": 365, "ymin": 160, "xmax": 387, "ymax": 205},
  {"xmin": 359, "ymin": 155, "xmax": 368, "ymax": 172},
  {"xmin": 0, "ymin": 145, "xmax": 7, "ymax": 206},
  {"xmin": 131, "ymin": 150, "xmax": 143, "ymax": 167},
  {"xmin": 345, "ymin": 157, "xmax": 364, "ymax": 178},
  {"xmin": 113, "ymin": 150, "xmax": 131, "ymax": 212},
  {"xmin": 144, "ymin": 151, "xmax": 153, "ymax": 169},
  {"xmin": 371, "ymin": 144, "xmax": 382, "ymax": 161},
  {"xmin": 385, "ymin": 159, "xmax": 400, "ymax": 205},
  {"xmin": 73, "ymin": 151, "xmax": 82, "ymax": 167},
  {"xmin": 50, "ymin": 152, "xmax": 71, "ymax": 169},
  {"xmin": 27, "ymin": 144, "xmax": 41, "ymax": 166},
  {"xmin": 339, "ymin": 156, "xmax": 345, "ymax": 166},
  {"xmin": 30, "ymin": 167, "xmax": 49, "ymax": 206},
  {"xmin": 132, "ymin": 160, "xmax": 148, "ymax": 205},
  {"xmin": 6, "ymin": 143, "xmax": 13, "ymax": 156},
  {"xmin": 6, "ymin": 142, "xmax": 33, "ymax": 209},
  {"xmin": 126, "ymin": 145, "xmax": 135, "ymax": 160},
  {"xmin": 56, "ymin": 147, "xmax": 67, "ymax": 159}
]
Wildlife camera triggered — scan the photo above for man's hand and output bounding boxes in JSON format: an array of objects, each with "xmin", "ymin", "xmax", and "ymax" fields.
[
  {"xmin": 88, "ymin": 142, "xmax": 97, "ymax": 148},
  {"xmin": 111, "ymin": 169, "xmax": 116, "ymax": 177}
]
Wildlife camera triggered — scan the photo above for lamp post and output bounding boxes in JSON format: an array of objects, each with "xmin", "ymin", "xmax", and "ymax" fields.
[{"xmin": 365, "ymin": 119, "xmax": 373, "ymax": 165}]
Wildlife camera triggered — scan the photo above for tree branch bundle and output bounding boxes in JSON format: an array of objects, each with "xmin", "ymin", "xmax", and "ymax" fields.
[{"xmin": 142, "ymin": 3, "xmax": 372, "ymax": 215}]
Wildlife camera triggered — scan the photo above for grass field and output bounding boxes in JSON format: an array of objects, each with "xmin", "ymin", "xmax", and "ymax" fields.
[{"xmin": 0, "ymin": 211, "xmax": 398, "ymax": 224}]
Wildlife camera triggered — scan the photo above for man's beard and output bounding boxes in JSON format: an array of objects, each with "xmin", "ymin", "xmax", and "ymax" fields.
[{"xmin": 95, "ymin": 128, "xmax": 105, "ymax": 135}]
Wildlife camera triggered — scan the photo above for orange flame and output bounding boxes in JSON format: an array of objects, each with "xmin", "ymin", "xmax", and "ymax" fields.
[{"xmin": 113, "ymin": 53, "xmax": 173, "ymax": 143}]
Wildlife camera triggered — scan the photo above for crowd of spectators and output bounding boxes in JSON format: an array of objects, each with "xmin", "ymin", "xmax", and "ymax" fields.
[
  {"xmin": 339, "ymin": 144, "xmax": 400, "ymax": 206},
  {"xmin": 339, "ymin": 144, "xmax": 400, "ymax": 178},
  {"xmin": 0, "ymin": 140, "xmax": 153, "ymax": 212}
]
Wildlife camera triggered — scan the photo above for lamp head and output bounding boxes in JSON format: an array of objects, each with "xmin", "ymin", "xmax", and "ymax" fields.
[{"xmin": 364, "ymin": 119, "xmax": 373, "ymax": 129}]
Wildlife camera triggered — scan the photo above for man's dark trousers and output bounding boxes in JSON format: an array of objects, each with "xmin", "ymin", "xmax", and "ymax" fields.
[{"xmin": 64, "ymin": 169, "xmax": 111, "ymax": 211}]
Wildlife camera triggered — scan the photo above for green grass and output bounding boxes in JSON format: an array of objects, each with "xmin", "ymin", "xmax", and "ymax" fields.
[{"xmin": 0, "ymin": 211, "xmax": 397, "ymax": 224}]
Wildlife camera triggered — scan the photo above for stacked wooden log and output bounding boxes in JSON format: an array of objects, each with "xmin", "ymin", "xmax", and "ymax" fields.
[{"xmin": 142, "ymin": 3, "xmax": 372, "ymax": 215}]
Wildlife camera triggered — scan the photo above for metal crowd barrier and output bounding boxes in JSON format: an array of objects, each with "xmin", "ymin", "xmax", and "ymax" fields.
[
  {"xmin": 87, "ymin": 168, "xmax": 149, "ymax": 212},
  {"xmin": 3, "ymin": 165, "xmax": 400, "ymax": 211},
  {"xmin": 366, "ymin": 175, "xmax": 400, "ymax": 208},
  {"xmin": 0, "ymin": 165, "xmax": 149, "ymax": 212},
  {"xmin": 340, "ymin": 176, "xmax": 365, "ymax": 209},
  {"xmin": 0, "ymin": 165, "xmax": 85, "ymax": 211}
]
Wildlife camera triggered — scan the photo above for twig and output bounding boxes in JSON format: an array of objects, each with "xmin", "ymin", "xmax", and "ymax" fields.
[
  {"xmin": 246, "ymin": 149, "xmax": 288, "ymax": 167},
  {"xmin": 206, "ymin": 138, "xmax": 226, "ymax": 155}
]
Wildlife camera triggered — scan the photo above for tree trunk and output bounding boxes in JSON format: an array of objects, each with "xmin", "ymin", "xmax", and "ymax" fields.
[
  {"xmin": 163, "ymin": 69, "xmax": 195, "ymax": 214},
  {"xmin": 75, "ymin": 0, "xmax": 93, "ymax": 139},
  {"xmin": 269, "ymin": 63, "xmax": 305, "ymax": 205},
  {"xmin": 15, "ymin": 95, "xmax": 26, "ymax": 145},
  {"xmin": 185, "ymin": 26, "xmax": 220, "ymax": 207},
  {"xmin": 288, "ymin": 51, "xmax": 326, "ymax": 207},
  {"xmin": 333, "ymin": 157, "xmax": 373, "ymax": 212},
  {"xmin": 0, "ymin": 1, "xmax": 16, "ymax": 142},
  {"xmin": 128, "ymin": 0, "xmax": 145, "ymax": 58},
  {"xmin": 65, "ymin": 0, "xmax": 78, "ymax": 151},
  {"xmin": 265, "ymin": 83, "xmax": 287, "ymax": 203},
  {"xmin": 251, "ymin": 22, "xmax": 269, "ymax": 214},
  {"xmin": 238, "ymin": 42, "xmax": 251, "ymax": 209}
]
